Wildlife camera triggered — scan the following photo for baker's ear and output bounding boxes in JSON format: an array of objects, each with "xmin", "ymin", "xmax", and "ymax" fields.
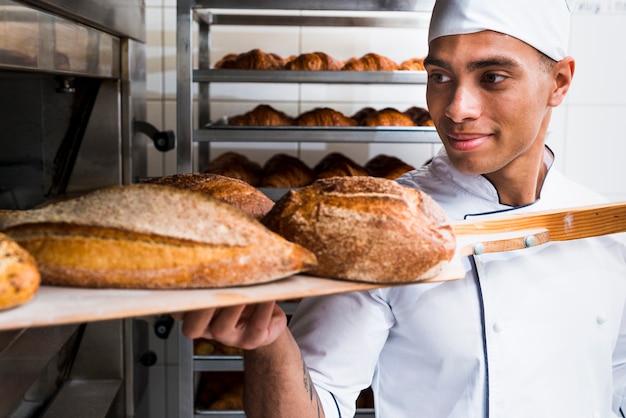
[{"xmin": 549, "ymin": 56, "xmax": 575, "ymax": 107}]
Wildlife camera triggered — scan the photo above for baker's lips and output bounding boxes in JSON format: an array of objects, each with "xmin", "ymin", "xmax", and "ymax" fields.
[{"xmin": 444, "ymin": 132, "xmax": 491, "ymax": 151}]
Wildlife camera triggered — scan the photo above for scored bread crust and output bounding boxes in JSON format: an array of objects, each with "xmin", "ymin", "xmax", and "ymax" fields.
[
  {"xmin": 144, "ymin": 172, "xmax": 274, "ymax": 219},
  {"xmin": 262, "ymin": 177, "xmax": 455, "ymax": 283},
  {"xmin": 0, "ymin": 184, "xmax": 316, "ymax": 289},
  {"xmin": 0, "ymin": 232, "xmax": 40, "ymax": 310}
]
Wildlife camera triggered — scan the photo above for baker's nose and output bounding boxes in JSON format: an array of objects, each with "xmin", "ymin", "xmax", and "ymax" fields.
[{"xmin": 444, "ymin": 85, "xmax": 481, "ymax": 123}]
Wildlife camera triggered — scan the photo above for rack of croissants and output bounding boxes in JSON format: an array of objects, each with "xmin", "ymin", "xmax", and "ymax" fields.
[
  {"xmin": 213, "ymin": 49, "xmax": 425, "ymax": 72},
  {"xmin": 220, "ymin": 104, "xmax": 434, "ymax": 128},
  {"xmin": 203, "ymin": 150, "xmax": 419, "ymax": 189}
]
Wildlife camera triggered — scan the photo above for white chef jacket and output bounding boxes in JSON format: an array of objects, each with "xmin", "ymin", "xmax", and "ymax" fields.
[{"xmin": 289, "ymin": 147, "xmax": 626, "ymax": 418}]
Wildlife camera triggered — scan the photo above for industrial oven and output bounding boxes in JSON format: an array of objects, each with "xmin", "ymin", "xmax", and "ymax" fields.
[{"xmin": 0, "ymin": 1, "xmax": 172, "ymax": 416}]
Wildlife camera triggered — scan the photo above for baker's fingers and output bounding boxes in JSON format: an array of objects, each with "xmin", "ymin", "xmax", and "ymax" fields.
[
  {"xmin": 239, "ymin": 302, "xmax": 287, "ymax": 348},
  {"xmin": 178, "ymin": 308, "xmax": 219, "ymax": 339},
  {"xmin": 208, "ymin": 302, "xmax": 287, "ymax": 349}
]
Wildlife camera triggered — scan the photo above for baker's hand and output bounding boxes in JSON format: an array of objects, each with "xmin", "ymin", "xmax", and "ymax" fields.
[{"xmin": 171, "ymin": 301, "xmax": 288, "ymax": 350}]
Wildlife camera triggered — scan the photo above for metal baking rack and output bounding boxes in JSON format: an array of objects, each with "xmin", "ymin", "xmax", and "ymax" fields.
[{"xmin": 176, "ymin": 2, "xmax": 435, "ymax": 416}]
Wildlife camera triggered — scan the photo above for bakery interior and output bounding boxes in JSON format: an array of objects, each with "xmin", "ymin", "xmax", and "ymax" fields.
[{"xmin": 1, "ymin": 0, "xmax": 626, "ymax": 417}]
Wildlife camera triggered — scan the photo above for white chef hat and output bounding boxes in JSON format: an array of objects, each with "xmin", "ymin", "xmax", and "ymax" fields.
[{"xmin": 428, "ymin": 0, "xmax": 571, "ymax": 61}]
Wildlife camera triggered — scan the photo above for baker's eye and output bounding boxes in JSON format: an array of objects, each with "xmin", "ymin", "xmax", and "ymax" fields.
[
  {"xmin": 429, "ymin": 72, "xmax": 452, "ymax": 83},
  {"xmin": 483, "ymin": 73, "xmax": 506, "ymax": 83}
]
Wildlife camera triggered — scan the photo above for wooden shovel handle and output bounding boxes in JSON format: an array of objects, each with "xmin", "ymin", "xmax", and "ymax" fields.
[{"xmin": 453, "ymin": 201, "xmax": 626, "ymax": 242}]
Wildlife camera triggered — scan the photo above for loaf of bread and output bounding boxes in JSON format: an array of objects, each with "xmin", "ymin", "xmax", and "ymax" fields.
[
  {"xmin": 214, "ymin": 49, "xmax": 284, "ymax": 70},
  {"xmin": 404, "ymin": 106, "xmax": 435, "ymax": 126},
  {"xmin": 342, "ymin": 53, "xmax": 399, "ymax": 71},
  {"xmin": 365, "ymin": 154, "xmax": 415, "ymax": 179},
  {"xmin": 0, "ymin": 184, "xmax": 316, "ymax": 289},
  {"xmin": 263, "ymin": 177, "xmax": 455, "ymax": 283},
  {"xmin": 228, "ymin": 104, "xmax": 294, "ymax": 127},
  {"xmin": 294, "ymin": 107, "xmax": 357, "ymax": 127},
  {"xmin": 314, "ymin": 152, "xmax": 368, "ymax": 179},
  {"xmin": 144, "ymin": 173, "xmax": 274, "ymax": 219},
  {"xmin": 284, "ymin": 51, "xmax": 343, "ymax": 71},
  {"xmin": 202, "ymin": 151, "xmax": 264, "ymax": 187},
  {"xmin": 260, "ymin": 154, "xmax": 315, "ymax": 188},
  {"xmin": 0, "ymin": 232, "xmax": 40, "ymax": 310},
  {"xmin": 362, "ymin": 108, "xmax": 416, "ymax": 127}
]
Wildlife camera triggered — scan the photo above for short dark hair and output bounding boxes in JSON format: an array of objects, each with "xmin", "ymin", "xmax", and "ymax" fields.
[{"xmin": 538, "ymin": 51, "xmax": 556, "ymax": 73}]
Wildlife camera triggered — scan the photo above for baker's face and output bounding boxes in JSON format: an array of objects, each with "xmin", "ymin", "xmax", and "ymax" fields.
[{"xmin": 424, "ymin": 31, "xmax": 556, "ymax": 176}]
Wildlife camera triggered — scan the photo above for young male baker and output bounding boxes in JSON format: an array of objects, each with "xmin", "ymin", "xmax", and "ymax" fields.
[{"xmin": 176, "ymin": 0, "xmax": 626, "ymax": 416}]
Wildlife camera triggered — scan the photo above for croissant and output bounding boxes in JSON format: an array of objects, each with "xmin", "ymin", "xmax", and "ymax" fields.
[
  {"xmin": 351, "ymin": 107, "xmax": 379, "ymax": 125},
  {"xmin": 362, "ymin": 108, "xmax": 416, "ymax": 127},
  {"xmin": 202, "ymin": 151, "xmax": 264, "ymax": 187},
  {"xmin": 284, "ymin": 51, "xmax": 343, "ymax": 71},
  {"xmin": 228, "ymin": 104, "xmax": 294, "ymax": 127},
  {"xmin": 365, "ymin": 154, "xmax": 415, "ymax": 179},
  {"xmin": 260, "ymin": 154, "xmax": 315, "ymax": 188},
  {"xmin": 314, "ymin": 152, "xmax": 368, "ymax": 179},
  {"xmin": 214, "ymin": 49, "xmax": 284, "ymax": 70},
  {"xmin": 295, "ymin": 107, "xmax": 357, "ymax": 127},
  {"xmin": 341, "ymin": 53, "xmax": 399, "ymax": 71},
  {"xmin": 404, "ymin": 106, "xmax": 435, "ymax": 126},
  {"xmin": 399, "ymin": 57, "xmax": 426, "ymax": 71}
]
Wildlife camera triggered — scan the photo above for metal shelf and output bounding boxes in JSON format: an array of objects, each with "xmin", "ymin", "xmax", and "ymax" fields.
[
  {"xmin": 194, "ymin": 69, "xmax": 427, "ymax": 84},
  {"xmin": 195, "ymin": 126, "xmax": 439, "ymax": 143},
  {"xmin": 191, "ymin": 0, "xmax": 434, "ymax": 12}
]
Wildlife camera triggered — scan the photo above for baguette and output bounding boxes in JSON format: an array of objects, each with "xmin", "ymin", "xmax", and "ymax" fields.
[
  {"xmin": 0, "ymin": 184, "xmax": 316, "ymax": 289},
  {"xmin": 263, "ymin": 177, "xmax": 455, "ymax": 283}
]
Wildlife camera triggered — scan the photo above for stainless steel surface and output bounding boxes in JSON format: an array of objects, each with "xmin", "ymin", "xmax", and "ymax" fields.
[
  {"xmin": 195, "ymin": 126, "xmax": 440, "ymax": 143},
  {"xmin": 0, "ymin": 325, "xmax": 80, "ymax": 417},
  {"xmin": 177, "ymin": 0, "xmax": 195, "ymax": 173},
  {"xmin": 197, "ymin": 12, "xmax": 431, "ymax": 28},
  {"xmin": 193, "ymin": 0, "xmax": 434, "ymax": 12},
  {"xmin": 122, "ymin": 38, "xmax": 149, "ymax": 184},
  {"xmin": 19, "ymin": 0, "xmax": 145, "ymax": 42},
  {"xmin": 40, "ymin": 380, "xmax": 123, "ymax": 418},
  {"xmin": 0, "ymin": 0, "xmax": 120, "ymax": 77},
  {"xmin": 194, "ymin": 69, "xmax": 428, "ymax": 84},
  {"xmin": 178, "ymin": 322, "xmax": 195, "ymax": 418}
]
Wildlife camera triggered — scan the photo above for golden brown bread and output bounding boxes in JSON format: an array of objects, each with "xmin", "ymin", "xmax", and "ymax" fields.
[
  {"xmin": 294, "ymin": 107, "xmax": 357, "ymax": 127},
  {"xmin": 263, "ymin": 177, "xmax": 455, "ymax": 283},
  {"xmin": 365, "ymin": 154, "xmax": 416, "ymax": 179},
  {"xmin": 202, "ymin": 151, "xmax": 264, "ymax": 187},
  {"xmin": 341, "ymin": 53, "xmax": 399, "ymax": 71},
  {"xmin": 228, "ymin": 104, "xmax": 294, "ymax": 127},
  {"xmin": 284, "ymin": 51, "xmax": 343, "ymax": 71},
  {"xmin": 214, "ymin": 49, "xmax": 284, "ymax": 70},
  {"xmin": 362, "ymin": 108, "xmax": 416, "ymax": 127},
  {"xmin": 313, "ymin": 152, "xmax": 368, "ymax": 179},
  {"xmin": 351, "ymin": 107, "xmax": 379, "ymax": 125},
  {"xmin": 0, "ymin": 232, "xmax": 40, "ymax": 310},
  {"xmin": 404, "ymin": 106, "xmax": 435, "ymax": 126},
  {"xmin": 144, "ymin": 173, "xmax": 274, "ymax": 219},
  {"xmin": 399, "ymin": 57, "xmax": 426, "ymax": 71},
  {"xmin": 260, "ymin": 154, "xmax": 315, "ymax": 188},
  {"xmin": 0, "ymin": 185, "xmax": 316, "ymax": 289}
]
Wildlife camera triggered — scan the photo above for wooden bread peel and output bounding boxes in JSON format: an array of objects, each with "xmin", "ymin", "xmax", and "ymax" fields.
[
  {"xmin": 1, "ymin": 201, "xmax": 625, "ymax": 331},
  {"xmin": 422, "ymin": 200, "xmax": 626, "ymax": 283}
]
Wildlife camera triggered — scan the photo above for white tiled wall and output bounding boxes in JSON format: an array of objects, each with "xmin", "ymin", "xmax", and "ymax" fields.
[{"xmin": 144, "ymin": 2, "xmax": 626, "ymax": 201}]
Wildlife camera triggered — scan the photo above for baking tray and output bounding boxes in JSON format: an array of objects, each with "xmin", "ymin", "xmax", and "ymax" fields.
[
  {"xmin": 195, "ymin": 126, "xmax": 439, "ymax": 143},
  {"xmin": 0, "ymin": 265, "xmax": 465, "ymax": 332}
]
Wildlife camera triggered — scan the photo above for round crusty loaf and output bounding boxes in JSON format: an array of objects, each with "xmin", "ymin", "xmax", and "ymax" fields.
[
  {"xmin": 0, "ymin": 184, "xmax": 316, "ymax": 289},
  {"xmin": 0, "ymin": 232, "xmax": 40, "ymax": 310},
  {"xmin": 262, "ymin": 176, "xmax": 455, "ymax": 283},
  {"xmin": 144, "ymin": 172, "xmax": 274, "ymax": 219}
]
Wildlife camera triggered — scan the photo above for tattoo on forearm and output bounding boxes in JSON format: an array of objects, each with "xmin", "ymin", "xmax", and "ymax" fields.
[{"xmin": 302, "ymin": 359, "xmax": 324, "ymax": 418}]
